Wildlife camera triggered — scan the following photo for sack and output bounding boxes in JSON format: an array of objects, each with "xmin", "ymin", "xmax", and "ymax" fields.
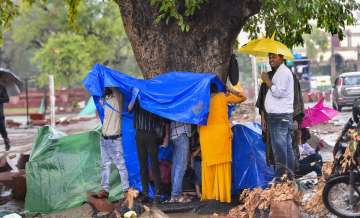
[{"xmin": 269, "ymin": 200, "xmax": 300, "ymax": 218}]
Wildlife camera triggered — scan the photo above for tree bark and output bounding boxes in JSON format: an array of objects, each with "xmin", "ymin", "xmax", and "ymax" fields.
[{"xmin": 116, "ymin": 0, "xmax": 260, "ymax": 80}]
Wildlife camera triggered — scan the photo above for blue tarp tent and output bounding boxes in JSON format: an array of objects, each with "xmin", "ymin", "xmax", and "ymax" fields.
[
  {"xmin": 232, "ymin": 122, "xmax": 274, "ymax": 193},
  {"xmin": 83, "ymin": 64, "xmax": 272, "ymax": 195},
  {"xmin": 83, "ymin": 64, "xmax": 224, "ymax": 193},
  {"xmin": 83, "ymin": 64, "xmax": 224, "ymax": 125}
]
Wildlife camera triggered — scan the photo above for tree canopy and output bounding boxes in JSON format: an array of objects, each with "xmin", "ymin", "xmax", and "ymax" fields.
[
  {"xmin": 1, "ymin": 0, "xmax": 359, "ymax": 81},
  {"xmin": 1, "ymin": 0, "xmax": 359, "ymax": 47},
  {"xmin": 0, "ymin": 0, "xmax": 139, "ymax": 87},
  {"xmin": 303, "ymin": 28, "xmax": 329, "ymax": 61},
  {"xmin": 148, "ymin": 0, "xmax": 359, "ymax": 47}
]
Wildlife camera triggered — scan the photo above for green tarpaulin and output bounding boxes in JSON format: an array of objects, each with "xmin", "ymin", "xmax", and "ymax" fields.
[
  {"xmin": 37, "ymin": 97, "xmax": 45, "ymax": 114},
  {"xmin": 78, "ymin": 97, "xmax": 96, "ymax": 116},
  {"xmin": 25, "ymin": 126, "xmax": 122, "ymax": 213}
]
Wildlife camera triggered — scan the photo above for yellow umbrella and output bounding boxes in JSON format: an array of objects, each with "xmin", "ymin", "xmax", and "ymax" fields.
[
  {"xmin": 238, "ymin": 38, "xmax": 266, "ymax": 58},
  {"xmin": 238, "ymin": 34, "xmax": 294, "ymax": 60}
]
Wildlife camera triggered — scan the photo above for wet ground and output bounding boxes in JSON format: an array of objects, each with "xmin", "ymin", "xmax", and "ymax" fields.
[{"xmin": 0, "ymin": 102, "xmax": 352, "ymax": 217}]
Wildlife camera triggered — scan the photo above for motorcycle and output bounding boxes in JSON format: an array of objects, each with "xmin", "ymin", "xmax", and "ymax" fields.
[
  {"xmin": 331, "ymin": 117, "xmax": 359, "ymax": 176},
  {"xmin": 322, "ymin": 99, "xmax": 360, "ymax": 218}
]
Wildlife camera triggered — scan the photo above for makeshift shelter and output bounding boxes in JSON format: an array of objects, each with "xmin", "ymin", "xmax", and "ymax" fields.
[{"xmin": 25, "ymin": 64, "xmax": 273, "ymax": 213}]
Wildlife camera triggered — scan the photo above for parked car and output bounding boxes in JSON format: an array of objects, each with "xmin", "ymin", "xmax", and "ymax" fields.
[{"xmin": 332, "ymin": 72, "xmax": 360, "ymax": 111}]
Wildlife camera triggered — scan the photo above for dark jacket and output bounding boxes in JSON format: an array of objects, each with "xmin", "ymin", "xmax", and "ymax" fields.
[
  {"xmin": 0, "ymin": 86, "xmax": 9, "ymax": 118},
  {"xmin": 0, "ymin": 86, "xmax": 9, "ymax": 104},
  {"xmin": 256, "ymin": 70, "xmax": 304, "ymax": 165}
]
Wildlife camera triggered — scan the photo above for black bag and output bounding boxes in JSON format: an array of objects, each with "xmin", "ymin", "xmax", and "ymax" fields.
[{"xmin": 228, "ymin": 54, "xmax": 239, "ymax": 86}]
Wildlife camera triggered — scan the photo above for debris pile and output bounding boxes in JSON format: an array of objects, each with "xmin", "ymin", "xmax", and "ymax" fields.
[
  {"xmin": 228, "ymin": 181, "xmax": 302, "ymax": 218},
  {"xmin": 0, "ymin": 153, "xmax": 29, "ymax": 203},
  {"xmin": 228, "ymin": 162, "xmax": 336, "ymax": 217},
  {"xmin": 322, "ymin": 161, "xmax": 333, "ymax": 179},
  {"xmin": 301, "ymin": 178, "xmax": 329, "ymax": 217}
]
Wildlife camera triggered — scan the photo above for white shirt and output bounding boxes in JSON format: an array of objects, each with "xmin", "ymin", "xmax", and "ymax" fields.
[
  {"xmin": 264, "ymin": 63, "xmax": 294, "ymax": 114},
  {"xmin": 299, "ymin": 143, "xmax": 316, "ymax": 160}
]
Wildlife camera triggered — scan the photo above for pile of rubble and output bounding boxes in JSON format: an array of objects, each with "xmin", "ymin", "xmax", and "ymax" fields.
[
  {"xmin": 228, "ymin": 180, "xmax": 302, "ymax": 218},
  {"xmin": 0, "ymin": 153, "xmax": 29, "ymax": 204},
  {"xmin": 227, "ymin": 162, "xmax": 335, "ymax": 218}
]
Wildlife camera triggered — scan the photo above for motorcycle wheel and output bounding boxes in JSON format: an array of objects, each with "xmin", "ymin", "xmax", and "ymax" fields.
[{"xmin": 323, "ymin": 174, "xmax": 360, "ymax": 218}]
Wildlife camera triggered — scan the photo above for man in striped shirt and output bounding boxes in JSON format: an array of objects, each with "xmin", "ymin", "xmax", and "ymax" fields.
[{"xmin": 128, "ymin": 88, "xmax": 169, "ymax": 204}]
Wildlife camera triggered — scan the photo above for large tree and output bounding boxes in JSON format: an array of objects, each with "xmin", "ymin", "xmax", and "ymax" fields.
[{"xmin": 1, "ymin": 0, "xmax": 359, "ymax": 80}]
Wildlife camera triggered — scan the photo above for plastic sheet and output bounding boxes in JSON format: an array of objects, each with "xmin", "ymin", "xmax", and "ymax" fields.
[
  {"xmin": 78, "ymin": 97, "xmax": 96, "ymax": 116},
  {"xmin": 25, "ymin": 126, "xmax": 122, "ymax": 213},
  {"xmin": 83, "ymin": 64, "xmax": 224, "ymax": 125},
  {"xmin": 25, "ymin": 111, "xmax": 170, "ymax": 213},
  {"xmin": 231, "ymin": 122, "xmax": 274, "ymax": 193}
]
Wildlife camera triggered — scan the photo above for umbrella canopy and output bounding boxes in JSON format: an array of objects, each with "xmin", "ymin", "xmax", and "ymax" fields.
[
  {"xmin": 238, "ymin": 38, "xmax": 265, "ymax": 57},
  {"xmin": 238, "ymin": 34, "xmax": 294, "ymax": 60},
  {"xmin": 0, "ymin": 68, "xmax": 23, "ymax": 96},
  {"xmin": 301, "ymin": 97, "xmax": 338, "ymax": 128}
]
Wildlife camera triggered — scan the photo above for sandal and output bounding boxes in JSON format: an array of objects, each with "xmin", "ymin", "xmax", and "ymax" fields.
[{"xmin": 176, "ymin": 196, "xmax": 191, "ymax": 203}]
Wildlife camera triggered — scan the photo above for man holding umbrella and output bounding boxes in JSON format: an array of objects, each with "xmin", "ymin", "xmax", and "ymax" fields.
[
  {"xmin": 260, "ymin": 53, "xmax": 295, "ymax": 180},
  {"xmin": 238, "ymin": 35, "xmax": 300, "ymax": 181},
  {"xmin": 0, "ymin": 68, "xmax": 25, "ymax": 151},
  {"xmin": 0, "ymin": 84, "xmax": 10, "ymax": 151}
]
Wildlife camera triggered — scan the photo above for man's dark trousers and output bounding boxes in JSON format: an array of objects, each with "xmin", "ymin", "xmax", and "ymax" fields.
[{"xmin": 135, "ymin": 130, "xmax": 161, "ymax": 196}]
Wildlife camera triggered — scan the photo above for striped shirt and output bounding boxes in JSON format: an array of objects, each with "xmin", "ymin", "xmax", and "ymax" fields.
[{"xmin": 134, "ymin": 103, "xmax": 167, "ymax": 135}]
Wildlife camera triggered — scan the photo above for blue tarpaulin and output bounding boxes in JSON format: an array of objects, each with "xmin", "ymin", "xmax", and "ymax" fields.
[
  {"xmin": 83, "ymin": 64, "xmax": 224, "ymax": 125},
  {"xmin": 83, "ymin": 64, "xmax": 224, "ymax": 194},
  {"xmin": 232, "ymin": 122, "xmax": 274, "ymax": 193},
  {"xmin": 83, "ymin": 65, "xmax": 272, "ymax": 196}
]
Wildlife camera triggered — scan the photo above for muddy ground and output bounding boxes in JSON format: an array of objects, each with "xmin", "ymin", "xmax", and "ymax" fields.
[{"xmin": 0, "ymin": 101, "xmax": 349, "ymax": 217}]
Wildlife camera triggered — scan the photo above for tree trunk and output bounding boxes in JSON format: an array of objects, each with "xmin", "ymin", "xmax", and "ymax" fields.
[{"xmin": 115, "ymin": 0, "xmax": 260, "ymax": 81}]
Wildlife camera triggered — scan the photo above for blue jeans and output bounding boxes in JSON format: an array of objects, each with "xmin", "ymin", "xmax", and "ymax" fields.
[
  {"xmin": 100, "ymin": 137, "xmax": 129, "ymax": 192},
  {"xmin": 171, "ymin": 133, "xmax": 190, "ymax": 197},
  {"xmin": 267, "ymin": 113, "xmax": 295, "ymax": 178}
]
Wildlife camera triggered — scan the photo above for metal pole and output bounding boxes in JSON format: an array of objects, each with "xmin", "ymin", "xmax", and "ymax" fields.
[
  {"xmin": 49, "ymin": 75, "xmax": 55, "ymax": 127},
  {"xmin": 43, "ymin": 88, "xmax": 47, "ymax": 116},
  {"xmin": 251, "ymin": 56, "xmax": 258, "ymax": 101},
  {"xmin": 25, "ymin": 78, "xmax": 29, "ymax": 127},
  {"xmin": 251, "ymin": 55, "xmax": 260, "ymax": 120},
  {"xmin": 330, "ymin": 37, "xmax": 336, "ymax": 83}
]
